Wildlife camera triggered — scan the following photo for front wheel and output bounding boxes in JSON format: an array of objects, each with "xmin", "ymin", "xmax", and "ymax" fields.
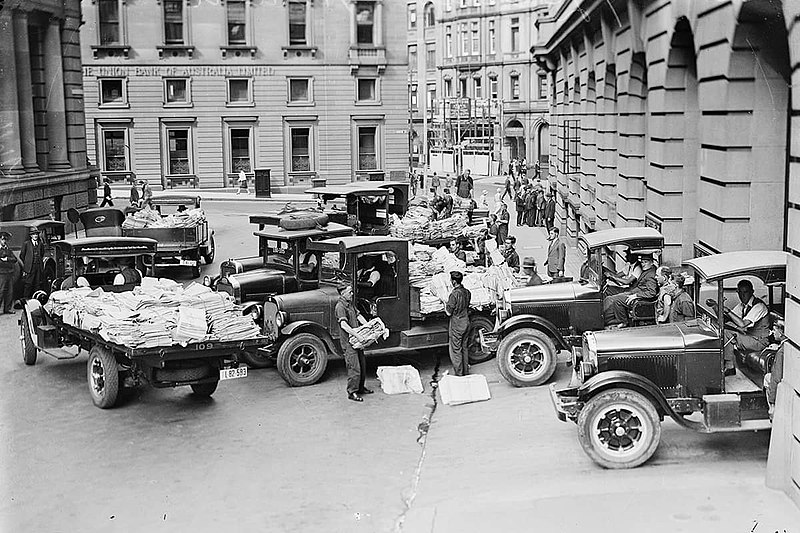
[
  {"xmin": 496, "ymin": 328, "xmax": 558, "ymax": 387},
  {"xmin": 276, "ymin": 333, "xmax": 328, "ymax": 387},
  {"xmin": 20, "ymin": 310, "xmax": 37, "ymax": 366},
  {"xmin": 577, "ymin": 388, "xmax": 661, "ymax": 469},
  {"xmin": 202, "ymin": 236, "xmax": 216, "ymax": 264},
  {"xmin": 87, "ymin": 346, "xmax": 120, "ymax": 409},
  {"xmin": 191, "ymin": 264, "xmax": 201, "ymax": 278},
  {"xmin": 191, "ymin": 381, "xmax": 219, "ymax": 397},
  {"xmin": 467, "ymin": 315, "xmax": 495, "ymax": 364}
]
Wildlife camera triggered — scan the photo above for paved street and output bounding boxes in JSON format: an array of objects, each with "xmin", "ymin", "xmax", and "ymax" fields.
[{"xmin": 1, "ymin": 198, "xmax": 798, "ymax": 532}]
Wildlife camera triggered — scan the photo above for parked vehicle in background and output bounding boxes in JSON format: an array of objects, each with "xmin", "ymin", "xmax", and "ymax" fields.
[
  {"xmin": 551, "ymin": 250, "xmax": 787, "ymax": 469},
  {"xmin": 0, "ymin": 220, "xmax": 66, "ymax": 303},
  {"xmin": 489, "ymin": 227, "xmax": 665, "ymax": 387},
  {"xmin": 79, "ymin": 207, "xmax": 125, "ymax": 238}
]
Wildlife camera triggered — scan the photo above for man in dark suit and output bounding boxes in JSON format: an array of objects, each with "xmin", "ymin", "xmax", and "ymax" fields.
[
  {"xmin": 603, "ymin": 254, "xmax": 659, "ymax": 327},
  {"xmin": 20, "ymin": 228, "xmax": 45, "ymax": 298},
  {"xmin": 0, "ymin": 231, "xmax": 18, "ymax": 313},
  {"xmin": 544, "ymin": 227, "xmax": 565, "ymax": 278},
  {"xmin": 544, "ymin": 192, "xmax": 556, "ymax": 231}
]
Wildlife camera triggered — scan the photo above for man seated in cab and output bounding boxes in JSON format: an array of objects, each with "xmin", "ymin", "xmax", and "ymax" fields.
[
  {"xmin": 603, "ymin": 248, "xmax": 643, "ymax": 297},
  {"xmin": 603, "ymin": 253, "xmax": 658, "ymax": 328},
  {"xmin": 521, "ymin": 257, "xmax": 543, "ymax": 286},
  {"xmin": 707, "ymin": 279, "xmax": 770, "ymax": 376},
  {"xmin": 357, "ymin": 255, "xmax": 382, "ymax": 300}
]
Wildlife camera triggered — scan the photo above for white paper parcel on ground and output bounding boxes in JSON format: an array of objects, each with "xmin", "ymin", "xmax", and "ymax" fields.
[
  {"xmin": 376, "ymin": 365, "xmax": 424, "ymax": 394},
  {"xmin": 438, "ymin": 374, "xmax": 491, "ymax": 406}
]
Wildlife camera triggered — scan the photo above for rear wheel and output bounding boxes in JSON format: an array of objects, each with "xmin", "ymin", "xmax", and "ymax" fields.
[
  {"xmin": 240, "ymin": 350, "xmax": 274, "ymax": 369},
  {"xmin": 191, "ymin": 263, "xmax": 201, "ymax": 278},
  {"xmin": 20, "ymin": 310, "xmax": 37, "ymax": 366},
  {"xmin": 202, "ymin": 236, "xmax": 216, "ymax": 264},
  {"xmin": 467, "ymin": 315, "xmax": 495, "ymax": 364},
  {"xmin": 87, "ymin": 346, "xmax": 119, "ymax": 409},
  {"xmin": 276, "ymin": 333, "xmax": 328, "ymax": 386},
  {"xmin": 577, "ymin": 388, "xmax": 661, "ymax": 469},
  {"xmin": 191, "ymin": 381, "xmax": 219, "ymax": 397},
  {"xmin": 496, "ymin": 328, "xmax": 557, "ymax": 387}
]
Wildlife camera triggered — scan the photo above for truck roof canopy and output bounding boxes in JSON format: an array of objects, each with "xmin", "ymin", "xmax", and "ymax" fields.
[
  {"xmin": 684, "ymin": 250, "xmax": 788, "ymax": 284},
  {"xmin": 579, "ymin": 227, "xmax": 664, "ymax": 251},
  {"xmin": 253, "ymin": 222, "xmax": 354, "ymax": 241},
  {"xmin": 308, "ymin": 236, "xmax": 408, "ymax": 254},
  {"xmin": 79, "ymin": 207, "xmax": 126, "ymax": 228},
  {"xmin": 150, "ymin": 195, "xmax": 201, "ymax": 206},
  {"xmin": 305, "ymin": 185, "xmax": 388, "ymax": 197},
  {"xmin": 53, "ymin": 236, "xmax": 158, "ymax": 257}
]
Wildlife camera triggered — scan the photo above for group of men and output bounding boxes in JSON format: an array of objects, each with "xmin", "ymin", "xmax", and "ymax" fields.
[
  {"xmin": 98, "ymin": 176, "xmax": 154, "ymax": 209},
  {"xmin": 0, "ymin": 227, "xmax": 47, "ymax": 314},
  {"xmin": 422, "ymin": 169, "xmax": 475, "ymax": 200}
]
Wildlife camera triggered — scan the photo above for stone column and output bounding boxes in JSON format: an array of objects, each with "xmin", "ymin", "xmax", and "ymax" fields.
[
  {"xmin": 0, "ymin": 10, "xmax": 25, "ymax": 176},
  {"xmin": 13, "ymin": 11, "xmax": 41, "ymax": 174},
  {"xmin": 43, "ymin": 17, "xmax": 72, "ymax": 171}
]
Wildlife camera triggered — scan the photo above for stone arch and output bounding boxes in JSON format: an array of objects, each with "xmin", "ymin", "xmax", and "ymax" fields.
[
  {"xmin": 505, "ymin": 119, "xmax": 525, "ymax": 161},
  {"xmin": 423, "ymin": 2, "xmax": 435, "ymax": 27}
]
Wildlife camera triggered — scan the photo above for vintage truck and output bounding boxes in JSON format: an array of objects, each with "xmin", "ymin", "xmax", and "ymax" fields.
[
  {"xmin": 490, "ymin": 227, "xmax": 665, "ymax": 387},
  {"xmin": 257, "ymin": 236, "xmax": 495, "ymax": 386},
  {"xmin": 551, "ymin": 250, "xmax": 786, "ymax": 469},
  {"xmin": 19, "ymin": 236, "xmax": 259, "ymax": 409}
]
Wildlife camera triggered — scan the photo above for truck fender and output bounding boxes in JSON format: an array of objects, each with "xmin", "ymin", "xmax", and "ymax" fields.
[
  {"xmin": 576, "ymin": 370, "xmax": 699, "ymax": 430},
  {"xmin": 496, "ymin": 314, "xmax": 569, "ymax": 351},
  {"xmin": 280, "ymin": 321, "xmax": 339, "ymax": 356},
  {"xmin": 240, "ymin": 301, "xmax": 263, "ymax": 323}
]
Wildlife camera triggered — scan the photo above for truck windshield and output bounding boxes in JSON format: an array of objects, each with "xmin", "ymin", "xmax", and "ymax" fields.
[
  {"xmin": 320, "ymin": 252, "xmax": 350, "ymax": 284},
  {"xmin": 264, "ymin": 240, "xmax": 296, "ymax": 268}
]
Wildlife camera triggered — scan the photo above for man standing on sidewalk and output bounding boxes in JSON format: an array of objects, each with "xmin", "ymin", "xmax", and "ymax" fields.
[
  {"xmin": 445, "ymin": 271, "xmax": 471, "ymax": 376},
  {"xmin": 100, "ymin": 178, "xmax": 114, "ymax": 207},
  {"xmin": 20, "ymin": 228, "xmax": 45, "ymax": 298},
  {"xmin": 544, "ymin": 192, "xmax": 556, "ymax": 231},
  {"xmin": 544, "ymin": 227, "xmax": 565, "ymax": 279},
  {"xmin": 0, "ymin": 231, "xmax": 18, "ymax": 313}
]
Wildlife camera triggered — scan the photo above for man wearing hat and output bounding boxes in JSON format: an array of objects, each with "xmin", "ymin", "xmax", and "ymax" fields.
[
  {"xmin": 603, "ymin": 253, "xmax": 659, "ymax": 327},
  {"xmin": 521, "ymin": 257, "xmax": 543, "ymax": 286},
  {"xmin": 0, "ymin": 231, "xmax": 18, "ymax": 313},
  {"xmin": 140, "ymin": 179, "xmax": 153, "ymax": 209},
  {"xmin": 334, "ymin": 283, "xmax": 373, "ymax": 402},
  {"xmin": 764, "ymin": 317, "xmax": 787, "ymax": 418},
  {"xmin": 445, "ymin": 271, "xmax": 472, "ymax": 376},
  {"xmin": 20, "ymin": 228, "xmax": 45, "ymax": 298}
]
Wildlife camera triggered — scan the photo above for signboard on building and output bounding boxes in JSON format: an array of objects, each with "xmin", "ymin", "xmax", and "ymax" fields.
[
  {"xmin": 644, "ymin": 214, "xmax": 662, "ymax": 233},
  {"xmin": 448, "ymin": 99, "xmax": 471, "ymax": 119}
]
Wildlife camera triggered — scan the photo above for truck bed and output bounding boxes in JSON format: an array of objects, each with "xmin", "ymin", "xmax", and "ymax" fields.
[{"xmin": 122, "ymin": 222, "xmax": 208, "ymax": 252}]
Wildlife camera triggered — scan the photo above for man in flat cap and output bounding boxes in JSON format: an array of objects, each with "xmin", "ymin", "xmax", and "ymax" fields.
[
  {"xmin": 335, "ymin": 283, "xmax": 373, "ymax": 402},
  {"xmin": 20, "ymin": 228, "xmax": 45, "ymax": 298},
  {"xmin": 522, "ymin": 256, "xmax": 543, "ymax": 286},
  {"xmin": 445, "ymin": 271, "xmax": 472, "ymax": 376},
  {"xmin": 0, "ymin": 231, "xmax": 18, "ymax": 313},
  {"xmin": 603, "ymin": 253, "xmax": 658, "ymax": 327}
]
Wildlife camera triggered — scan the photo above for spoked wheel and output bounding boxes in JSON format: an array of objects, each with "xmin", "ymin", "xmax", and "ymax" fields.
[
  {"xmin": 467, "ymin": 315, "xmax": 495, "ymax": 364},
  {"xmin": 496, "ymin": 328, "xmax": 557, "ymax": 387},
  {"xmin": 276, "ymin": 333, "xmax": 328, "ymax": 386},
  {"xmin": 20, "ymin": 310, "xmax": 38, "ymax": 366},
  {"xmin": 203, "ymin": 236, "xmax": 216, "ymax": 264},
  {"xmin": 577, "ymin": 388, "xmax": 661, "ymax": 469},
  {"xmin": 87, "ymin": 346, "xmax": 120, "ymax": 409}
]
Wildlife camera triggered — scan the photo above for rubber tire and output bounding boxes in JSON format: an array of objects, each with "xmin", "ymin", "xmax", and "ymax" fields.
[
  {"xmin": 279, "ymin": 216, "xmax": 319, "ymax": 231},
  {"xmin": 153, "ymin": 364, "xmax": 212, "ymax": 383},
  {"xmin": 496, "ymin": 328, "xmax": 558, "ymax": 387},
  {"xmin": 467, "ymin": 315, "xmax": 495, "ymax": 364},
  {"xmin": 191, "ymin": 264, "xmax": 201, "ymax": 278},
  {"xmin": 20, "ymin": 311, "xmax": 37, "ymax": 366},
  {"xmin": 240, "ymin": 350, "xmax": 274, "ymax": 369},
  {"xmin": 191, "ymin": 381, "xmax": 219, "ymax": 397},
  {"xmin": 87, "ymin": 346, "xmax": 119, "ymax": 409},
  {"xmin": 577, "ymin": 388, "xmax": 662, "ymax": 469},
  {"xmin": 276, "ymin": 333, "xmax": 329, "ymax": 387},
  {"xmin": 203, "ymin": 236, "xmax": 216, "ymax": 265}
]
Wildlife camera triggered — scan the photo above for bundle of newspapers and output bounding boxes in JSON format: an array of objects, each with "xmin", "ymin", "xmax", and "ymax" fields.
[
  {"xmin": 349, "ymin": 317, "xmax": 390, "ymax": 350},
  {"xmin": 122, "ymin": 208, "xmax": 206, "ymax": 229},
  {"xmin": 45, "ymin": 279, "xmax": 261, "ymax": 348}
]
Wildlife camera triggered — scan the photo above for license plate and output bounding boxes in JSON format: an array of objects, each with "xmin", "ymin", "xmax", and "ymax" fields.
[
  {"xmin": 180, "ymin": 259, "xmax": 197, "ymax": 266},
  {"xmin": 220, "ymin": 366, "xmax": 247, "ymax": 380}
]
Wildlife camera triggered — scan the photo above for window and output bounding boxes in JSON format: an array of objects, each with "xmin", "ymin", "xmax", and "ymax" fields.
[
  {"xmin": 488, "ymin": 20, "xmax": 495, "ymax": 54},
  {"xmin": 357, "ymin": 78, "xmax": 377, "ymax": 102},
  {"xmin": 425, "ymin": 42, "xmax": 435, "ymax": 68},
  {"xmin": 459, "ymin": 78, "xmax": 467, "ymax": 97},
  {"xmin": 227, "ymin": 78, "xmax": 252, "ymax": 105},
  {"xmin": 167, "ymin": 129, "xmax": 191, "ymax": 175},
  {"xmin": 410, "ymin": 85, "xmax": 418, "ymax": 110},
  {"xmin": 510, "ymin": 74, "xmax": 520, "ymax": 99},
  {"xmin": 445, "ymin": 0, "xmax": 452, "ymax": 11},
  {"xmin": 358, "ymin": 126, "xmax": 378, "ymax": 170},
  {"xmin": 470, "ymin": 21, "xmax": 479, "ymax": 55},
  {"xmin": 490, "ymin": 77, "xmax": 498, "ymax": 99},
  {"xmin": 356, "ymin": 2, "xmax": 375, "ymax": 45},
  {"xmin": 99, "ymin": 79, "xmax": 126, "ymax": 106},
  {"xmin": 408, "ymin": 44, "xmax": 417, "ymax": 67},
  {"xmin": 445, "ymin": 78, "xmax": 452, "ymax": 97},
  {"xmin": 164, "ymin": 78, "xmax": 189, "ymax": 105},
  {"xmin": 460, "ymin": 0, "xmax": 467, "ymax": 7},
  {"xmin": 427, "ymin": 83, "xmax": 436, "ymax": 108},
  {"xmin": 460, "ymin": 23, "xmax": 468, "ymax": 55},
  {"xmin": 163, "ymin": 0, "xmax": 183, "ymax": 44},
  {"xmin": 474, "ymin": 77, "xmax": 482, "ymax": 98},
  {"xmin": 538, "ymin": 75, "xmax": 547, "ymax": 100},
  {"xmin": 101, "ymin": 129, "xmax": 128, "ymax": 172},
  {"xmin": 230, "ymin": 128, "xmax": 252, "ymax": 173},
  {"xmin": 560, "ymin": 119, "xmax": 580, "ymax": 174},
  {"xmin": 288, "ymin": 1, "xmax": 307, "ymax": 46},
  {"xmin": 288, "ymin": 78, "xmax": 311, "ymax": 103},
  {"xmin": 424, "ymin": 3, "xmax": 435, "ymax": 27},
  {"xmin": 445, "ymin": 25, "xmax": 452, "ymax": 57},
  {"xmin": 511, "ymin": 18, "xmax": 519, "ymax": 52},
  {"xmin": 98, "ymin": 0, "xmax": 121, "ymax": 44},
  {"xmin": 227, "ymin": 0, "xmax": 247, "ymax": 45},
  {"xmin": 290, "ymin": 127, "xmax": 311, "ymax": 172},
  {"xmin": 408, "ymin": 4, "xmax": 416, "ymax": 29}
]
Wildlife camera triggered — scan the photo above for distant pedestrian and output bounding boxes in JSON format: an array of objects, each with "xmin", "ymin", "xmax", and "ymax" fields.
[
  {"xmin": 430, "ymin": 172, "xmax": 441, "ymax": 195},
  {"xmin": 544, "ymin": 192, "xmax": 556, "ymax": 231},
  {"xmin": 535, "ymin": 188, "xmax": 546, "ymax": 226},
  {"xmin": 140, "ymin": 180, "xmax": 153, "ymax": 209},
  {"xmin": 129, "ymin": 177, "xmax": 140, "ymax": 208},
  {"xmin": 524, "ymin": 188, "xmax": 536, "ymax": 227},
  {"xmin": 0, "ymin": 231, "xmax": 18, "ymax": 313},
  {"xmin": 445, "ymin": 271, "xmax": 471, "ymax": 376},
  {"xmin": 410, "ymin": 172, "xmax": 418, "ymax": 197},
  {"xmin": 100, "ymin": 178, "xmax": 114, "ymax": 207},
  {"xmin": 455, "ymin": 169, "xmax": 473, "ymax": 199},
  {"xmin": 497, "ymin": 203, "xmax": 510, "ymax": 247},
  {"xmin": 501, "ymin": 173, "xmax": 514, "ymax": 201},
  {"xmin": 237, "ymin": 170, "xmax": 249, "ymax": 195}
]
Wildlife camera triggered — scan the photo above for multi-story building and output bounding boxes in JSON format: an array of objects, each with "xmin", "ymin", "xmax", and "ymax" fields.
[
  {"xmin": 0, "ymin": 0, "xmax": 97, "ymax": 221},
  {"xmin": 80, "ymin": 0, "xmax": 408, "ymax": 190},
  {"xmin": 535, "ymin": 0, "xmax": 800, "ymax": 508},
  {"xmin": 407, "ymin": 0, "xmax": 551, "ymax": 177}
]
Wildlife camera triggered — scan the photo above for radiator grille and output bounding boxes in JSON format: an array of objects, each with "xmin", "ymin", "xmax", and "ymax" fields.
[
  {"xmin": 606, "ymin": 353, "xmax": 680, "ymax": 389},
  {"xmin": 517, "ymin": 303, "xmax": 570, "ymax": 333}
]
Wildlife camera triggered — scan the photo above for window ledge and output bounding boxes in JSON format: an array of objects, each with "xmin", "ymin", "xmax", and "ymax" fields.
[
  {"xmin": 355, "ymin": 100, "xmax": 381, "ymax": 106},
  {"xmin": 282, "ymin": 45, "xmax": 318, "ymax": 58},
  {"xmin": 226, "ymin": 102, "xmax": 256, "ymax": 107},
  {"xmin": 91, "ymin": 44, "xmax": 131, "ymax": 59},
  {"xmin": 287, "ymin": 101, "xmax": 315, "ymax": 107},
  {"xmin": 157, "ymin": 45, "xmax": 195, "ymax": 59},
  {"xmin": 221, "ymin": 45, "xmax": 257, "ymax": 59},
  {"xmin": 99, "ymin": 103, "xmax": 130, "ymax": 109},
  {"xmin": 163, "ymin": 102, "xmax": 194, "ymax": 108}
]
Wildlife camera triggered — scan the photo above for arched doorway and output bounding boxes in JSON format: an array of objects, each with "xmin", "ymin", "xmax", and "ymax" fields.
[
  {"xmin": 535, "ymin": 121, "xmax": 549, "ymax": 173},
  {"xmin": 505, "ymin": 119, "xmax": 525, "ymax": 161}
]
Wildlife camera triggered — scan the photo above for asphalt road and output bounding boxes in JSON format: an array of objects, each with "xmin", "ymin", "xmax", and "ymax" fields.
[{"xmin": 1, "ymin": 199, "xmax": 798, "ymax": 532}]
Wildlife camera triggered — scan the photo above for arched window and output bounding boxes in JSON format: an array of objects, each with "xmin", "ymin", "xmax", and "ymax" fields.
[{"xmin": 424, "ymin": 2, "xmax": 435, "ymax": 27}]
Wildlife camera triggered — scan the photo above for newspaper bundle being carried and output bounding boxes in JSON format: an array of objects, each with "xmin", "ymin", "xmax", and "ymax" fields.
[{"xmin": 349, "ymin": 317, "xmax": 390, "ymax": 350}]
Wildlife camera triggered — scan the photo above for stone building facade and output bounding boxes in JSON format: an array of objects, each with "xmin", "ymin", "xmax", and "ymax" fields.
[
  {"xmin": 0, "ymin": 0, "xmax": 97, "ymax": 221},
  {"xmin": 535, "ymin": 0, "xmax": 800, "ymax": 507},
  {"xmin": 80, "ymin": 0, "xmax": 409, "ymax": 190}
]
